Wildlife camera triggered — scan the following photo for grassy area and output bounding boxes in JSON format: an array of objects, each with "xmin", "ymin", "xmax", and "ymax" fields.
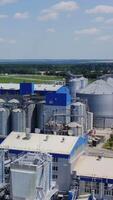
[
  {"xmin": 103, "ymin": 134, "xmax": 113, "ymax": 150},
  {"xmin": 0, "ymin": 74, "xmax": 64, "ymax": 84}
]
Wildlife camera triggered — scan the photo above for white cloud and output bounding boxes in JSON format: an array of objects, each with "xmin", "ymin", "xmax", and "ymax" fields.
[
  {"xmin": 0, "ymin": 14, "xmax": 8, "ymax": 19},
  {"xmin": 0, "ymin": 0, "xmax": 17, "ymax": 5},
  {"xmin": 0, "ymin": 37, "xmax": 16, "ymax": 44},
  {"xmin": 39, "ymin": 12, "xmax": 58, "ymax": 21},
  {"xmin": 97, "ymin": 35, "xmax": 113, "ymax": 41},
  {"xmin": 8, "ymin": 39, "xmax": 16, "ymax": 44},
  {"xmin": 75, "ymin": 27, "xmax": 100, "ymax": 36},
  {"xmin": 105, "ymin": 18, "xmax": 113, "ymax": 25},
  {"xmin": 0, "ymin": 37, "xmax": 5, "ymax": 43},
  {"xmin": 38, "ymin": 1, "xmax": 79, "ymax": 21},
  {"xmin": 46, "ymin": 28, "xmax": 56, "ymax": 33},
  {"xmin": 86, "ymin": 5, "xmax": 113, "ymax": 14},
  {"xmin": 14, "ymin": 12, "xmax": 29, "ymax": 19},
  {"xmin": 94, "ymin": 16, "xmax": 104, "ymax": 22}
]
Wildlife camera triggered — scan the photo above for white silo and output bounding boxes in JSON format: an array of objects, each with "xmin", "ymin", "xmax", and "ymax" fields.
[
  {"xmin": 69, "ymin": 78, "xmax": 81, "ymax": 101},
  {"xmin": 0, "ymin": 107, "xmax": 10, "ymax": 136},
  {"xmin": 12, "ymin": 109, "xmax": 26, "ymax": 132},
  {"xmin": 10, "ymin": 152, "xmax": 54, "ymax": 200}
]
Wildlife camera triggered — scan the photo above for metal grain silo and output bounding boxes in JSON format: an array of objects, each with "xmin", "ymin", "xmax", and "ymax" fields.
[
  {"xmin": 107, "ymin": 77, "xmax": 113, "ymax": 88},
  {"xmin": 69, "ymin": 78, "xmax": 81, "ymax": 101},
  {"xmin": 12, "ymin": 109, "xmax": 26, "ymax": 132},
  {"xmin": 36, "ymin": 101, "xmax": 45, "ymax": 130},
  {"xmin": 0, "ymin": 107, "xmax": 10, "ymax": 136},
  {"xmin": 26, "ymin": 102, "xmax": 36, "ymax": 132},
  {"xmin": 80, "ymin": 77, "xmax": 88, "ymax": 89},
  {"xmin": 77, "ymin": 80, "xmax": 113, "ymax": 128}
]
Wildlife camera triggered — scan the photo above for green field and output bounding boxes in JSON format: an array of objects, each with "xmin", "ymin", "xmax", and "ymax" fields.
[{"xmin": 0, "ymin": 74, "xmax": 64, "ymax": 84}]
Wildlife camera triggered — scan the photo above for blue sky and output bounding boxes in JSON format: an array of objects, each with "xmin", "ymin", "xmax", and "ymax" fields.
[{"xmin": 0, "ymin": 0, "xmax": 113, "ymax": 59}]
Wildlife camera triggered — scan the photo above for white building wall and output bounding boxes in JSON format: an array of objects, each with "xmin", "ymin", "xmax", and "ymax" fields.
[{"xmin": 52, "ymin": 157, "xmax": 71, "ymax": 192}]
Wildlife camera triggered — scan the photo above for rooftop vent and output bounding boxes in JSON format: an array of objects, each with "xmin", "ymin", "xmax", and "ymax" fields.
[
  {"xmin": 44, "ymin": 135, "xmax": 49, "ymax": 141},
  {"xmin": 23, "ymin": 128, "xmax": 31, "ymax": 140},
  {"xmin": 61, "ymin": 137, "xmax": 65, "ymax": 143}
]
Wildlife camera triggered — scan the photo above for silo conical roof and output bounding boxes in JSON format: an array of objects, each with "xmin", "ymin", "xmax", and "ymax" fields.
[
  {"xmin": 78, "ymin": 80, "xmax": 113, "ymax": 95},
  {"xmin": 8, "ymin": 99, "xmax": 20, "ymax": 104},
  {"xmin": 0, "ymin": 99, "xmax": 5, "ymax": 103},
  {"xmin": 107, "ymin": 77, "xmax": 113, "ymax": 88}
]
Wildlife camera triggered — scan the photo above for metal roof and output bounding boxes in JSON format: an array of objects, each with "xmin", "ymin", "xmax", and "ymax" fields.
[
  {"xmin": 74, "ymin": 155, "xmax": 113, "ymax": 179},
  {"xmin": 107, "ymin": 77, "xmax": 113, "ymax": 88},
  {"xmin": 8, "ymin": 99, "xmax": 20, "ymax": 104},
  {"xmin": 78, "ymin": 80, "xmax": 113, "ymax": 95},
  {"xmin": 0, "ymin": 83, "xmax": 62, "ymax": 92},
  {"xmin": 0, "ymin": 132, "xmax": 79, "ymax": 155}
]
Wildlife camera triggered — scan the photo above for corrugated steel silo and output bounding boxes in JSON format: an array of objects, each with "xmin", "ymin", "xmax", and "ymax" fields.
[
  {"xmin": 69, "ymin": 78, "xmax": 81, "ymax": 101},
  {"xmin": 80, "ymin": 77, "xmax": 88, "ymax": 89},
  {"xmin": 12, "ymin": 108, "xmax": 26, "ymax": 132},
  {"xmin": 77, "ymin": 80, "xmax": 113, "ymax": 128},
  {"xmin": 0, "ymin": 107, "xmax": 10, "ymax": 136},
  {"xmin": 26, "ymin": 102, "xmax": 36, "ymax": 132},
  {"xmin": 36, "ymin": 101, "xmax": 45, "ymax": 130}
]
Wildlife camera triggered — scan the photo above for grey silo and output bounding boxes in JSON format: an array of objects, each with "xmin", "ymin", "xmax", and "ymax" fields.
[
  {"xmin": 36, "ymin": 101, "xmax": 45, "ymax": 130},
  {"xmin": 0, "ymin": 107, "xmax": 10, "ymax": 136},
  {"xmin": 12, "ymin": 108, "xmax": 26, "ymax": 132},
  {"xmin": 77, "ymin": 80, "xmax": 113, "ymax": 128},
  {"xmin": 80, "ymin": 77, "xmax": 88, "ymax": 89},
  {"xmin": 69, "ymin": 78, "xmax": 81, "ymax": 101},
  {"xmin": 26, "ymin": 102, "xmax": 36, "ymax": 132}
]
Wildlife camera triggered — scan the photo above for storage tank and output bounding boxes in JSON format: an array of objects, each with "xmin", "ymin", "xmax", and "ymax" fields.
[
  {"xmin": 69, "ymin": 78, "xmax": 81, "ymax": 101},
  {"xmin": 12, "ymin": 109, "xmax": 26, "ymax": 132},
  {"xmin": 77, "ymin": 80, "xmax": 113, "ymax": 128},
  {"xmin": 0, "ymin": 107, "xmax": 10, "ymax": 136},
  {"xmin": 26, "ymin": 102, "xmax": 36, "ymax": 132},
  {"xmin": 80, "ymin": 77, "xmax": 88, "ymax": 89},
  {"xmin": 36, "ymin": 101, "xmax": 45, "ymax": 130},
  {"xmin": 107, "ymin": 77, "xmax": 113, "ymax": 88}
]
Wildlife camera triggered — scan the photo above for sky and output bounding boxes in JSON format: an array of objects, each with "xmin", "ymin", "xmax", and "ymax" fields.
[{"xmin": 0, "ymin": 0, "xmax": 113, "ymax": 59}]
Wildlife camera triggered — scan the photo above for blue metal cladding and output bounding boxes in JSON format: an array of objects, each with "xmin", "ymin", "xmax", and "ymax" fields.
[
  {"xmin": 68, "ymin": 191, "xmax": 73, "ymax": 200},
  {"xmin": 79, "ymin": 176, "xmax": 113, "ymax": 184},
  {"xmin": 20, "ymin": 83, "xmax": 34, "ymax": 95},
  {"xmin": 70, "ymin": 135, "xmax": 88, "ymax": 159},
  {"xmin": 46, "ymin": 92, "xmax": 71, "ymax": 106},
  {"xmin": 0, "ymin": 89, "xmax": 19, "ymax": 95},
  {"xmin": 57, "ymin": 86, "xmax": 70, "ymax": 94}
]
